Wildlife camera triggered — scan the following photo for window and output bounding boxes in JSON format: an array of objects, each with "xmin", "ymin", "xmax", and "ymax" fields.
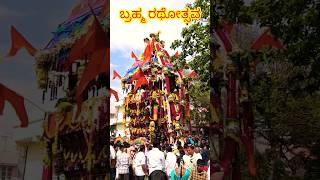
[{"xmin": 0, "ymin": 166, "xmax": 12, "ymax": 180}]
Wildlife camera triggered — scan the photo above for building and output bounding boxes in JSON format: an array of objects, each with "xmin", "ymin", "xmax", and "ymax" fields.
[
  {"xmin": 110, "ymin": 99, "xmax": 129, "ymax": 137},
  {"xmin": 13, "ymin": 119, "xmax": 45, "ymax": 180},
  {"xmin": 0, "ymin": 133, "xmax": 18, "ymax": 180}
]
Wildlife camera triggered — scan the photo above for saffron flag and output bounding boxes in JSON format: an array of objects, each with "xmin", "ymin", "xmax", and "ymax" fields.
[
  {"xmin": 142, "ymin": 42, "xmax": 153, "ymax": 64},
  {"xmin": 0, "ymin": 84, "xmax": 29, "ymax": 127},
  {"xmin": 65, "ymin": 6, "xmax": 109, "ymax": 68},
  {"xmin": 110, "ymin": 88, "xmax": 119, "ymax": 101},
  {"xmin": 130, "ymin": 68, "xmax": 144, "ymax": 83},
  {"xmin": 133, "ymin": 76, "xmax": 148, "ymax": 93},
  {"xmin": 7, "ymin": 26, "xmax": 37, "ymax": 57},
  {"xmin": 76, "ymin": 48, "xmax": 109, "ymax": 116},
  {"xmin": 251, "ymin": 29, "xmax": 283, "ymax": 50},
  {"xmin": 112, "ymin": 70, "xmax": 122, "ymax": 80},
  {"xmin": 75, "ymin": 8, "xmax": 109, "ymax": 117},
  {"xmin": 131, "ymin": 51, "xmax": 138, "ymax": 61}
]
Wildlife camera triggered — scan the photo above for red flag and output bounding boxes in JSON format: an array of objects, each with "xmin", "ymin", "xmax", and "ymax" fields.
[
  {"xmin": 76, "ymin": 48, "xmax": 109, "ymax": 115},
  {"xmin": 110, "ymin": 88, "xmax": 119, "ymax": 101},
  {"xmin": 130, "ymin": 68, "xmax": 144, "ymax": 83},
  {"xmin": 133, "ymin": 76, "xmax": 148, "ymax": 93},
  {"xmin": 0, "ymin": 84, "xmax": 29, "ymax": 127},
  {"xmin": 131, "ymin": 51, "xmax": 138, "ymax": 61},
  {"xmin": 112, "ymin": 70, "xmax": 122, "ymax": 80},
  {"xmin": 251, "ymin": 29, "xmax": 283, "ymax": 50},
  {"xmin": 142, "ymin": 42, "xmax": 153, "ymax": 64},
  {"xmin": 65, "ymin": 8, "xmax": 109, "ymax": 67},
  {"xmin": 75, "ymin": 6, "xmax": 109, "ymax": 117},
  {"xmin": 7, "ymin": 26, "xmax": 37, "ymax": 57}
]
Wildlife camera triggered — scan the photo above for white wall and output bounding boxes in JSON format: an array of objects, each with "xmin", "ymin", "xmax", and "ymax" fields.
[{"xmin": 22, "ymin": 143, "xmax": 45, "ymax": 180}]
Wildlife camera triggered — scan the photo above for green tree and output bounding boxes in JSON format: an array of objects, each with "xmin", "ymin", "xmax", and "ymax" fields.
[{"xmin": 171, "ymin": 0, "xmax": 211, "ymax": 126}]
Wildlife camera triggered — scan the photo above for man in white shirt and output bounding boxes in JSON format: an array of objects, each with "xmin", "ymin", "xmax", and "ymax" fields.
[
  {"xmin": 165, "ymin": 146, "xmax": 177, "ymax": 176},
  {"xmin": 133, "ymin": 145, "xmax": 147, "ymax": 180},
  {"xmin": 116, "ymin": 145, "xmax": 130, "ymax": 180},
  {"xmin": 187, "ymin": 145, "xmax": 202, "ymax": 170},
  {"xmin": 147, "ymin": 141, "xmax": 167, "ymax": 180}
]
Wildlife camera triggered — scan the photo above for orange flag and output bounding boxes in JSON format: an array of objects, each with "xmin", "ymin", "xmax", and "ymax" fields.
[
  {"xmin": 65, "ymin": 7, "xmax": 109, "ymax": 68},
  {"xmin": 130, "ymin": 68, "xmax": 144, "ymax": 83},
  {"xmin": 7, "ymin": 26, "xmax": 37, "ymax": 57},
  {"xmin": 112, "ymin": 70, "xmax": 122, "ymax": 80},
  {"xmin": 76, "ymin": 48, "xmax": 109, "ymax": 116},
  {"xmin": 131, "ymin": 51, "xmax": 138, "ymax": 61},
  {"xmin": 251, "ymin": 29, "xmax": 283, "ymax": 50},
  {"xmin": 133, "ymin": 76, "xmax": 148, "ymax": 93},
  {"xmin": 110, "ymin": 88, "xmax": 119, "ymax": 101},
  {"xmin": 142, "ymin": 41, "xmax": 153, "ymax": 64},
  {"xmin": 75, "ymin": 9, "xmax": 109, "ymax": 117},
  {"xmin": 0, "ymin": 84, "xmax": 29, "ymax": 127}
]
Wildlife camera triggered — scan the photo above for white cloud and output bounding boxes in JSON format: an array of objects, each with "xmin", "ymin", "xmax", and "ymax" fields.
[
  {"xmin": 110, "ymin": 0, "xmax": 195, "ymax": 55},
  {"xmin": 111, "ymin": 63, "xmax": 119, "ymax": 68}
]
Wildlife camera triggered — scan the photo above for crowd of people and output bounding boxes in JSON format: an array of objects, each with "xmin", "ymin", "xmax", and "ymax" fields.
[{"xmin": 110, "ymin": 134, "xmax": 210, "ymax": 180}]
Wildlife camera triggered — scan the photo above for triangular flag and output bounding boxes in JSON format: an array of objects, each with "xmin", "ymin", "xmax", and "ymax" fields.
[
  {"xmin": 7, "ymin": 26, "xmax": 37, "ymax": 57},
  {"xmin": 76, "ymin": 48, "xmax": 109, "ymax": 117},
  {"xmin": 251, "ymin": 29, "xmax": 283, "ymax": 50},
  {"xmin": 110, "ymin": 88, "xmax": 119, "ymax": 102},
  {"xmin": 130, "ymin": 68, "xmax": 144, "ymax": 83},
  {"xmin": 142, "ymin": 42, "xmax": 153, "ymax": 65},
  {"xmin": 75, "ymin": 8, "xmax": 109, "ymax": 117},
  {"xmin": 133, "ymin": 75, "xmax": 148, "ymax": 93},
  {"xmin": 131, "ymin": 51, "xmax": 138, "ymax": 61},
  {"xmin": 0, "ymin": 83, "xmax": 29, "ymax": 127},
  {"xmin": 112, "ymin": 70, "xmax": 122, "ymax": 80}
]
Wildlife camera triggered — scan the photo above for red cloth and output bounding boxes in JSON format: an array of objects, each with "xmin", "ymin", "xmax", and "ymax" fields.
[
  {"xmin": 251, "ymin": 29, "xmax": 283, "ymax": 50},
  {"xmin": 227, "ymin": 73, "xmax": 237, "ymax": 118},
  {"xmin": 112, "ymin": 70, "xmax": 121, "ymax": 80},
  {"xmin": 41, "ymin": 165, "xmax": 52, "ymax": 180},
  {"xmin": 131, "ymin": 51, "xmax": 138, "ymax": 61},
  {"xmin": 7, "ymin": 26, "xmax": 37, "ymax": 57},
  {"xmin": 0, "ymin": 84, "xmax": 28, "ymax": 127},
  {"xmin": 220, "ymin": 138, "xmax": 237, "ymax": 176},
  {"xmin": 110, "ymin": 88, "xmax": 119, "ymax": 101},
  {"xmin": 216, "ymin": 26, "xmax": 232, "ymax": 53},
  {"xmin": 164, "ymin": 77, "xmax": 171, "ymax": 94}
]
